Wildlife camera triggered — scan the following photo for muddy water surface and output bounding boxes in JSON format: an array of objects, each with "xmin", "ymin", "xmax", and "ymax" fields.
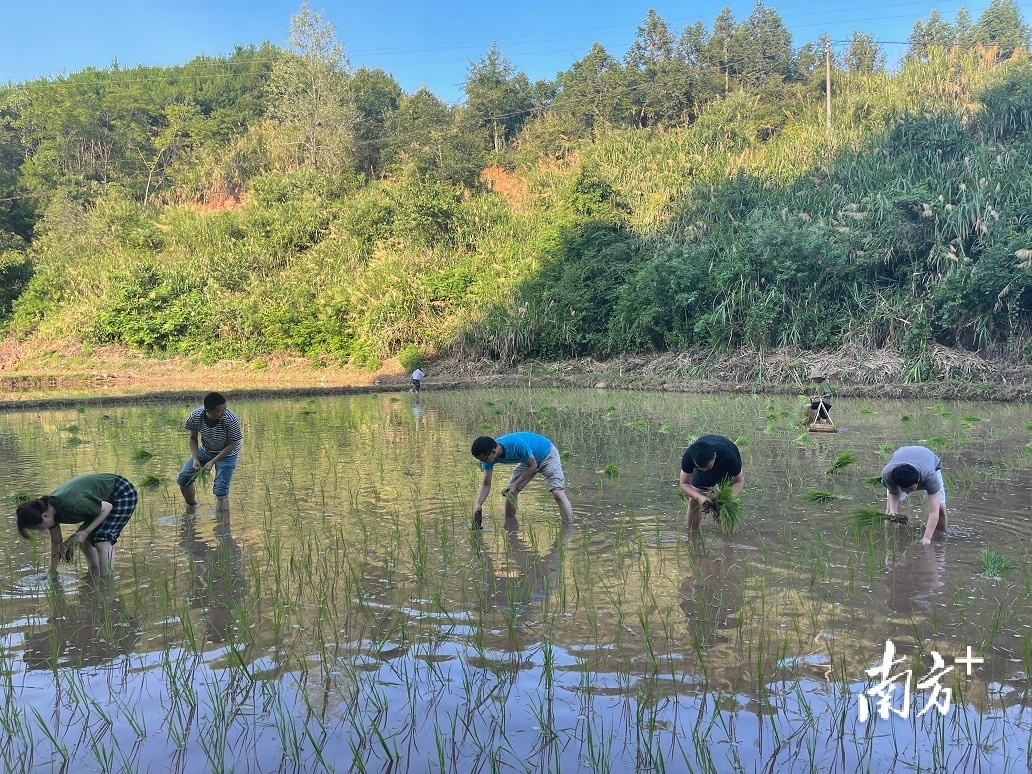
[{"xmin": 1, "ymin": 389, "xmax": 1031, "ymax": 772}]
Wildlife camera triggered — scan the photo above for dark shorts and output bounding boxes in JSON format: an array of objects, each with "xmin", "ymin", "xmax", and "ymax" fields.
[{"xmin": 92, "ymin": 475, "xmax": 138, "ymax": 545}]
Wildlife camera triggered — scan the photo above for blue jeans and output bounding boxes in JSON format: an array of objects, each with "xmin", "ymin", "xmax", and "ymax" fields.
[{"xmin": 177, "ymin": 447, "xmax": 238, "ymax": 498}]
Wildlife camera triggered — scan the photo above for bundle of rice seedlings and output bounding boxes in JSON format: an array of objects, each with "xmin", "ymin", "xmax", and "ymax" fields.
[
  {"xmin": 709, "ymin": 478, "xmax": 743, "ymax": 534},
  {"xmin": 852, "ymin": 507, "xmax": 893, "ymax": 528},
  {"xmin": 131, "ymin": 448, "xmax": 155, "ymax": 461},
  {"xmin": 60, "ymin": 535, "xmax": 78, "ymax": 563},
  {"xmin": 139, "ymin": 474, "xmax": 166, "ymax": 488},
  {"xmin": 978, "ymin": 548, "xmax": 1015, "ymax": 578},
  {"xmin": 801, "ymin": 489, "xmax": 842, "ymax": 503},
  {"xmin": 826, "ymin": 451, "xmax": 859, "ymax": 475},
  {"xmin": 865, "ymin": 474, "xmax": 885, "ymax": 486},
  {"xmin": 187, "ymin": 466, "xmax": 212, "ymax": 487}
]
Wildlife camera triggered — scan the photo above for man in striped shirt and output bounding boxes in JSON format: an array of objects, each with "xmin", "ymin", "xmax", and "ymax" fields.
[{"xmin": 177, "ymin": 392, "xmax": 243, "ymax": 511}]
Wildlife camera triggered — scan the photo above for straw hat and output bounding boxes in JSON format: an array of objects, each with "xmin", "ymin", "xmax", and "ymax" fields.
[{"xmin": 808, "ymin": 366, "xmax": 827, "ymax": 380}]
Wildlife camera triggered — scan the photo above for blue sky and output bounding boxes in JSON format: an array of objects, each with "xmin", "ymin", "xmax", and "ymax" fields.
[{"xmin": 1, "ymin": 0, "xmax": 1026, "ymax": 102}]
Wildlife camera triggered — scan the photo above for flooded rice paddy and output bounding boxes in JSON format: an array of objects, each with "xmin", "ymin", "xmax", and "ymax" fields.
[{"xmin": 2, "ymin": 388, "xmax": 1032, "ymax": 772}]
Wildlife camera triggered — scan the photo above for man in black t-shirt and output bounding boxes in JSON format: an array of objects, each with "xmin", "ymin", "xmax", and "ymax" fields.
[{"xmin": 679, "ymin": 435, "xmax": 745, "ymax": 529}]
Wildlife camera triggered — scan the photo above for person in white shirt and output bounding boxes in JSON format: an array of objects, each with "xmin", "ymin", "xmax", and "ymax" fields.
[{"xmin": 411, "ymin": 368, "xmax": 426, "ymax": 392}]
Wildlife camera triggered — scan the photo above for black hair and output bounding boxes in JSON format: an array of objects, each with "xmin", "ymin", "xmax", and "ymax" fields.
[
  {"xmin": 471, "ymin": 436, "xmax": 497, "ymax": 457},
  {"xmin": 686, "ymin": 440, "xmax": 716, "ymax": 467},
  {"xmin": 889, "ymin": 463, "xmax": 920, "ymax": 489},
  {"xmin": 204, "ymin": 392, "xmax": 227, "ymax": 410},
  {"xmin": 16, "ymin": 497, "xmax": 50, "ymax": 540}
]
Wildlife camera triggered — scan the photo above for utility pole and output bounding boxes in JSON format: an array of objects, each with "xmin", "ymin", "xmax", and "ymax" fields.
[{"xmin": 825, "ymin": 34, "xmax": 832, "ymax": 137}]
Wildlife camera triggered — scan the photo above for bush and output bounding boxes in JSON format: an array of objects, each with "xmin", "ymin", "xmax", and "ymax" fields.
[{"xmin": 397, "ymin": 344, "xmax": 425, "ymax": 371}]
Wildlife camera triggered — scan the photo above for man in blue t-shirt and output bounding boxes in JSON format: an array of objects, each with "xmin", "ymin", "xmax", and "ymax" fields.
[
  {"xmin": 471, "ymin": 432, "xmax": 574, "ymax": 526},
  {"xmin": 679, "ymin": 434, "xmax": 745, "ymax": 529}
]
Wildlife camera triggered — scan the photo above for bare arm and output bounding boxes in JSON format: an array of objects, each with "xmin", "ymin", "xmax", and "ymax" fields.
[
  {"xmin": 74, "ymin": 501, "xmax": 113, "ymax": 544},
  {"xmin": 503, "ymin": 457, "xmax": 538, "ymax": 495},
  {"xmin": 679, "ymin": 470, "xmax": 709, "ymax": 505},
  {"xmin": 474, "ymin": 468, "xmax": 493, "ymax": 514},
  {"xmin": 48, "ymin": 524, "xmax": 64, "ymax": 563},
  {"xmin": 921, "ymin": 491, "xmax": 942, "ymax": 545},
  {"xmin": 188, "ymin": 430, "xmax": 201, "ymax": 468},
  {"xmin": 885, "ymin": 489, "xmax": 903, "ymax": 516}
]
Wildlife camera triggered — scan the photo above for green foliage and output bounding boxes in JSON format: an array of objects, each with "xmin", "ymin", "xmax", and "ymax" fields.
[
  {"xmin": 4, "ymin": 14, "xmax": 1032, "ymax": 371},
  {"xmin": 853, "ymin": 507, "xmax": 892, "ymax": 528},
  {"xmin": 826, "ymin": 452, "xmax": 859, "ymax": 474},
  {"xmin": 397, "ymin": 344, "xmax": 424, "ymax": 372},
  {"xmin": 801, "ymin": 489, "xmax": 842, "ymax": 503},
  {"xmin": 709, "ymin": 478, "xmax": 743, "ymax": 534},
  {"xmin": 979, "ymin": 548, "xmax": 1016, "ymax": 578}
]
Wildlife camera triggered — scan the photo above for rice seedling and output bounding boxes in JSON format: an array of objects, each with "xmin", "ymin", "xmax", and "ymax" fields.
[
  {"xmin": 864, "ymin": 474, "xmax": 884, "ymax": 486},
  {"xmin": 186, "ymin": 465, "xmax": 212, "ymax": 487},
  {"xmin": 708, "ymin": 478, "xmax": 743, "ymax": 534},
  {"xmin": 852, "ymin": 507, "xmax": 893, "ymax": 528},
  {"xmin": 131, "ymin": 448, "xmax": 155, "ymax": 461},
  {"xmin": 602, "ymin": 463, "xmax": 619, "ymax": 478},
  {"xmin": 139, "ymin": 474, "xmax": 166, "ymax": 488},
  {"xmin": 826, "ymin": 451, "xmax": 859, "ymax": 474},
  {"xmin": 800, "ymin": 489, "xmax": 842, "ymax": 503},
  {"xmin": 979, "ymin": 548, "xmax": 1016, "ymax": 579}
]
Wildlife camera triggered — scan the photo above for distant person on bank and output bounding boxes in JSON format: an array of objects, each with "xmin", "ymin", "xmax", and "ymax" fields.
[
  {"xmin": 411, "ymin": 368, "xmax": 426, "ymax": 393},
  {"xmin": 177, "ymin": 392, "xmax": 242, "ymax": 511},
  {"xmin": 471, "ymin": 432, "xmax": 574, "ymax": 525},
  {"xmin": 16, "ymin": 473, "xmax": 139, "ymax": 575},
  {"xmin": 882, "ymin": 445, "xmax": 948, "ymax": 545},
  {"xmin": 679, "ymin": 435, "xmax": 745, "ymax": 529}
]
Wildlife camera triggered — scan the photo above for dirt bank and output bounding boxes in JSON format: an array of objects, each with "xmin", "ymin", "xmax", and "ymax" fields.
[{"xmin": 2, "ymin": 341, "xmax": 1031, "ymax": 411}]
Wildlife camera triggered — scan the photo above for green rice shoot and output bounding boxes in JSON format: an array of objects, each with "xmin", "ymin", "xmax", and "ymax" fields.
[
  {"xmin": 187, "ymin": 465, "xmax": 212, "ymax": 487},
  {"xmin": 865, "ymin": 474, "xmax": 884, "ymax": 486},
  {"xmin": 852, "ymin": 507, "xmax": 893, "ymax": 528},
  {"xmin": 131, "ymin": 448, "xmax": 155, "ymax": 461},
  {"xmin": 979, "ymin": 548, "xmax": 1015, "ymax": 578},
  {"xmin": 139, "ymin": 474, "xmax": 166, "ymax": 488},
  {"xmin": 826, "ymin": 451, "xmax": 859, "ymax": 475},
  {"xmin": 801, "ymin": 489, "xmax": 841, "ymax": 503},
  {"xmin": 709, "ymin": 478, "xmax": 743, "ymax": 534}
]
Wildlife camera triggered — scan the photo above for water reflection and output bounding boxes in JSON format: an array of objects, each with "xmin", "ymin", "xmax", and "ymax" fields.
[
  {"xmin": 680, "ymin": 532, "xmax": 742, "ymax": 648},
  {"xmin": 24, "ymin": 574, "xmax": 139, "ymax": 670},
  {"xmin": 885, "ymin": 541, "xmax": 946, "ymax": 618},
  {"xmin": 178, "ymin": 507, "xmax": 246, "ymax": 647},
  {"xmin": 475, "ymin": 516, "xmax": 569, "ymax": 623}
]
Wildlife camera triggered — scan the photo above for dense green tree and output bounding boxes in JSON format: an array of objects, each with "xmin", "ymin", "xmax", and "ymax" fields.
[
  {"xmin": 954, "ymin": 8, "xmax": 975, "ymax": 48},
  {"xmin": 844, "ymin": 31, "xmax": 886, "ymax": 74},
  {"xmin": 908, "ymin": 11, "xmax": 957, "ymax": 62},
  {"xmin": 973, "ymin": 0, "xmax": 1030, "ymax": 60},
  {"xmin": 732, "ymin": 1, "xmax": 793, "ymax": 90},
  {"xmin": 623, "ymin": 10, "xmax": 694, "ymax": 126},
  {"xmin": 382, "ymin": 88, "xmax": 482, "ymax": 185},
  {"xmin": 461, "ymin": 44, "xmax": 534, "ymax": 153},
  {"xmin": 705, "ymin": 7, "xmax": 737, "ymax": 97},
  {"xmin": 266, "ymin": 0, "xmax": 359, "ymax": 174},
  {"xmin": 351, "ymin": 67, "xmax": 403, "ymax": 177},
  {"xmin": 553, "ymin": 43, "xmax": 634, "ymax": 130}
]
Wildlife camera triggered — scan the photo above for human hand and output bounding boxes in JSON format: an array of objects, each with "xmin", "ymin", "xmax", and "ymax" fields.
[
  {"xmin": 192, "ymin": 458, "xmax": 201, "ymax": 470},
  {"xmin": 921, "ymin": 537, "xmax": 931, "ymax": 546},
  {"xmin": 74, "ymin": 531, "xmax": 88, "ymax": 545}
]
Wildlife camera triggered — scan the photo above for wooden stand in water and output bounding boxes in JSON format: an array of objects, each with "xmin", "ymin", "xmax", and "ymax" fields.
[
  {"xmin": 809, "ymin": 422, "xmax": 838, "ymax": 433},
  {"xmin": 809, "ymin": 397, "xmax": 837, "ymax": 433}
]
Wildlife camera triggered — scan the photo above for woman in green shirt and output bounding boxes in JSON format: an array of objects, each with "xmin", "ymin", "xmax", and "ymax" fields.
[{"xmin": 16, "ymin": 473, "xmax": 138, "ymax": 575}]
